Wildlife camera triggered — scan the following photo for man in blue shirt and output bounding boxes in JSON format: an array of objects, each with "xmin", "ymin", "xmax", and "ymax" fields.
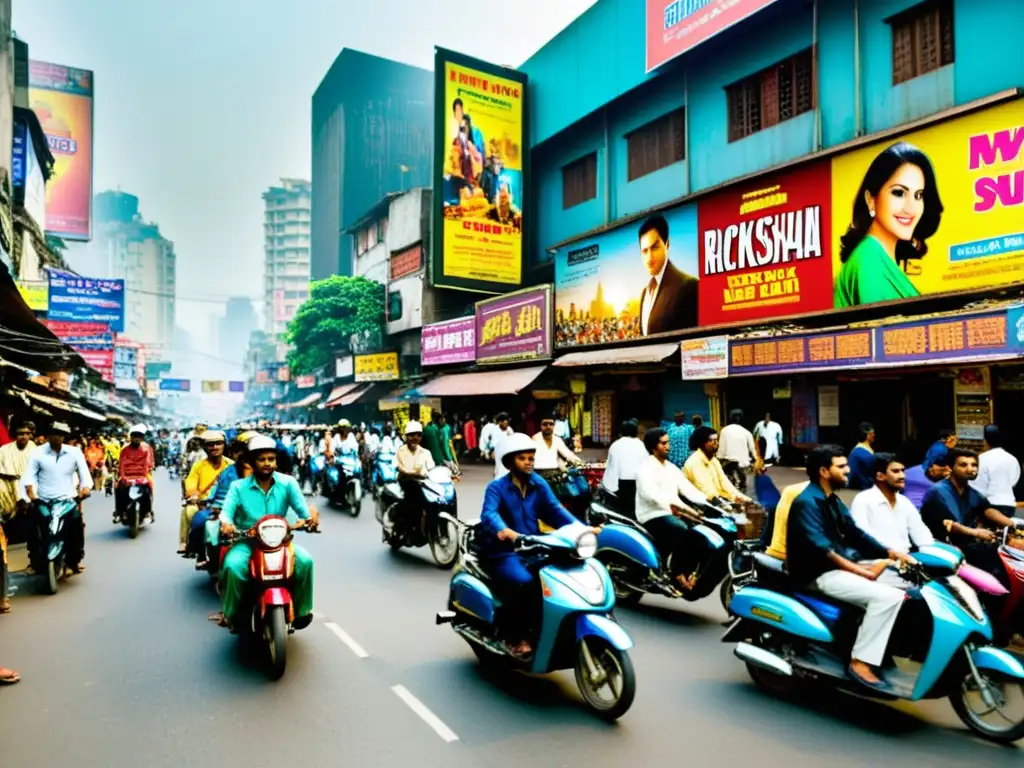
[
  {"xmin": 902, "ymin": 460, "xmax": 949, "ymax": 509},
  {"xmin": 666, "ymin": 412, "xmax": 694, "ymax": 468},
  {"xmin": 787, "ymin": 445, "xmax": 914, "ymax": 690},
  {"xmin": 923, "ymin": 429, "xmax": 957, "ymax": 474},
  {"xmin": 479, "ymin": 433, "xmax": 578, "ymax": 655},
  {"xmin": 847, "ymin": 422, "xmax": 876, "ymax": 491}
]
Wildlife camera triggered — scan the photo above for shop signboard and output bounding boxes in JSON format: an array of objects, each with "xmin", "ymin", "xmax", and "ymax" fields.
[
  {"xmin": 646, "ymin": 0, "xmax": 781, "ymax": 72},
  {"xmin": 422, "ymin": 316, "xmax": 476, "ymax": 366},
  {"xmin": 729, "ymin": 329, "xmax": 874, "ymax": 376},
  {"xmin": 47, "ymin": 270, "xmax": 124, "ymax": 331},
  {"xmin": 335, "ymin": 355, "xmax": 354, "ymax": 379},
  {"xmin": 354, "ymin": 352, "xmax": 400, "ymax": 382},
  {"xmin": 202, "ymin": 381, "xmax": 225, "ymax": 393},
  {"xmin": 433, "ymin": 48, "xmax": 527, "ymax": 293},
  {"xmin": 80, "ymin": 348, "xmax": 114, "ymax": 383},
  {"xmin": 874, "ymin": 311, "xmax": 1013, "ymax": 365},
  {"xmin": 159, "ymin": 378, "xmax": 191, "ymax": 392},
  {"xmin": 295, "ymin": 374, "xmax": 316, "ymax": 389},
  {"xmin": 228, "ymin": 381, "xmax": 245, "ymax": 393},
  {"xmin": 28, "ymin": 60, "xmax": 94, "ymax": 241},
  {"xmin": 680, "ymin": 335, "xmax": 729, "ymax": 380},
  {"xmin": 113, "ymin": 346, "xmax": 137, "ymax": 384},
  {"xmin": 475, "ymin": 284, "xmax": 551, "ymax": 364}
]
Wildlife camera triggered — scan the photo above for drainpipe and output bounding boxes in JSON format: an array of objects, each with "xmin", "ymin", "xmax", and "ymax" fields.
[
  {"xmin": 853, "ymin": 0, "xmax": 862, "ymax": 137},
  {"xmin": 812, "ymin": 0, "xmax": 822, "ymax": 151},
  {"xmin": 602, "ymin": 108, "xmax": 610, "ymax": 225}
]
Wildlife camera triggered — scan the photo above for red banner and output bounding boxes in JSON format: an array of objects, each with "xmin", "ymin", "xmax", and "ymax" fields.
[
  {"xmin": 697, "ymin": 161, "xmax": 833, "ymax": 326},
  {"xmin": 44, "ymin": 320, "xmax": 109, "ymax": 336},
  {"xmin": 80, "ymin": 348, "xmax": 114, "ymax": 382}
]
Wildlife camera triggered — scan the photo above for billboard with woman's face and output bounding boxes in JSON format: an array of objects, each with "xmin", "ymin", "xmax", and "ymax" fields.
[{"xmin": 830, "ymin": 99, "xmax": 1024, "ymax": 308}]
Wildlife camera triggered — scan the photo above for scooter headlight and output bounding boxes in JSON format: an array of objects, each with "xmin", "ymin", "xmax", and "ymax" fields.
[
  {"xmin": 576, "ymin": 531, "xmax": 598, "ymax": 560},
  {"xmin": 563, "ymin": 561, "xmax": 607, "ymax": 605},
  {"xmin": 256, "ymin": 518, "xmax": 289, "ymax": 549}
]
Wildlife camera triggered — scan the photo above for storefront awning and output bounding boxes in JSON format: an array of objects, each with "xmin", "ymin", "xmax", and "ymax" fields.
[
  {"xmin": 19, "ymin": 389, "xmax": 107, "ymax": 422},
  {"xmin": 323, "ymin": 382, "xmax": 362, "ymax": 408},
  {"xmin": 552, "ymin": 343, "xmax": 678, "ymax": 367},
  {"xmin": 415, "ymin": 365, "xmax": 547, "ymax": 397},
  {"xmin": 278, "ymin": 392, "xmax": 321, "ymax": 410},
  {"xmin": 336, "ymin": 383, "xmax": 375, "ymax": 407}
]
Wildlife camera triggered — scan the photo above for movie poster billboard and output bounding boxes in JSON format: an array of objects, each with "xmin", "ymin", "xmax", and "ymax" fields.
[
  {"xmin": 476, "ymin": 285, "xmax": 551, "ymax": 363},
  {"xmin": 28, "ymin": 61, "xmax": 94, "ymax": 241},
  {"xmin": 554, "ymin": 205, "xmax": 698, "ymax": 348},
  {"xmin": 698, "ymin": 161, "xmax": 833, "ymax": 326},
  {"xmin": 433, "ymin": 48, "xmax": 527, "ymax": 293},
  {"xmin": 830, "ymin": 99, "xmax": 1024, "ymax": 309}
]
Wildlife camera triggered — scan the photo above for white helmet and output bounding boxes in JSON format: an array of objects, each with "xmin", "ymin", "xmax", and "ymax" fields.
[
  {"xmin": 498, "ymin": 432, "xmax": 537, "ymax": 469},
  {"xmin": 246, "ymin": 434, "xmax": 277, "ymax": 454},
  {"xmin": 404, "ymin": 421, "xmax": 423, "ymax": 436},
  {"xmin": 129, "ymin": 423, "xmax": 148, "ymax": 436}
]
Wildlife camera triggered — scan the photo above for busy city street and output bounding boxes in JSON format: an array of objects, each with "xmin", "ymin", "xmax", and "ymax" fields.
[{"xmin": 1, "ymin": 465, "xmax": 1020, "ymax": 767}]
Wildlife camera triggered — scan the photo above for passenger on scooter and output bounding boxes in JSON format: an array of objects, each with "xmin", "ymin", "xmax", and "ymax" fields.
[
  {"xmin": 478, "ymin": 433, "xmax": 579, "ymax": 655},
  {"xmin": 920, "ymin": 447, "xmax": 1018, "ymax": 586},
  {"xmin": 331, "ymin": 419, "xmax": 359, "ymax": 458},
  {"xmin": 635, "ymin": 427, "xmax": 721, "ymax": 592},
  {"xmin": 115, "ymin": 425, "xmax": 154, "ymax": 525},
  {"xmin": 683, "ymin": 426, "xmax": 752, "ymax": 504},
  {"xmin": 191, "ymin": 433, "xmax": 255, "ymax": 564},
  {"xmin": 180, "ymin": 431, "xmax": 233, "ymax": 555},
  {"xmin": 787, "ymin": 445, "xmax": 916, "ymax": 690},
  {"xmin": 212, "ymin": 435, "xmax": 318, "ymax": 630},
  {"xmin": 849, "ymin": 453, "xmax": 932, "ymax": 587},
  {"xmin": 602, "ymin": 419, "xmax": 647, "ymax": 518},
  {"xmin": 532, "ymin": 411, "xmax": 582, "ymax": 472}
]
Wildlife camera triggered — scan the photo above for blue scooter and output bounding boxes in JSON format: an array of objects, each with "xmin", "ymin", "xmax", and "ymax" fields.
[
  {"xmin": 725, "ymin": 543, "xmax": 1024, "ymax": 744},
  {"xmin": 371, "ymin": 448, "xmax": 398, "ymax": 500},
  {"xmin": 29, "ymin": 496, "xmax": 81, "ymax": 595},
  {"xmin": 324, "ymin": 451, "xmax": 362, "ymax": 516},
  {"xmin": 436, "ymin": 516, "xmax": 636, "ymax": 720}
]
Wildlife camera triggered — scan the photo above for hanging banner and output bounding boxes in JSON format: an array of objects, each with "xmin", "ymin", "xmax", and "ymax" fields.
[
  {"xmin": 475, "ymin": 284, "xmax": 551, "ymax": 364},
  {"xmin": 354, "ymin": 352, "xmax": 400, "ymax": 382},
  {"xmin": 433, "ymin": 47, "xmax": 527, "ymax": 292},
  {"xmin": 16, "ymin": 280, "xmax": 48, "ymax": 311},
  {"xmin": 159, "ymin": 378, "xmax": 191, "ymax": 392},
  {"xmin": 47, "ymin": 271, "xmax": 124, "ymax": 331},
  {"xmin": 680, "ymin": 335, "xmax": 729, "ymax": 380},
  {"xmin": 228, "ymin": 381, "xmax": 246, "ymax": 393},
  {"xmin": 421, "ymin": 316, "xmax": 476, "ymax": 366},
  {"xmin": 202, "ymin": 380, "xmax": 225, "ymax": 393},
  {"xmin": 28, "ymin": 60, "xmax": 94, "ymax": 241}
]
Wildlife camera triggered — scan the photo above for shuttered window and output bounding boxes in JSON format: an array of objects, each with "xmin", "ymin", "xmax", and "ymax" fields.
[
  {"xmin": 727, "ymin": 49, "xmax": 814, "ymax": 142},
  {"xmin": 562, "ymin": 152, "xmax": 597, "ymax": 210},
  {"xmin": 626, "ymin": 109, "xmax": 685, "ymax": 182},
  {"xmin": 890, "ymin": 0, "xmax": 954, "ymax": 85}
]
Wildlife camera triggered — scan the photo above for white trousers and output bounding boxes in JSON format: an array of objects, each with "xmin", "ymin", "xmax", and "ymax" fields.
[{"xmin": 813, "ymin": 568, "xmax": 905, "ymax": 666}]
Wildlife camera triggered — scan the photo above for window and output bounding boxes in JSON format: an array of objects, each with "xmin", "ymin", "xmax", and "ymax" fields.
[
  {"xmin": 562, "ymin": 152, "xmax": 597, "ymax": 210},
  {"xmin": 626, "ymin": 109, "xmax": 685, "ymax": 182},
  {"xmin": 727, "ymin": 49, "xmax": 814, "ymax": 142},
  {"xmin": 387, "ymin": 290, "xmax": 403, "ymax": 322},
  {"xmin": 889, "ymin": 0, "xmax": 954, "ymax": 85}
]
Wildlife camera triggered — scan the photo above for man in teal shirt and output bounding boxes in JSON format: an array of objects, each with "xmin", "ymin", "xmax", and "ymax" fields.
[{"xmin": 213, "ymin": 436, "xmax": 319, "ymax": 629}]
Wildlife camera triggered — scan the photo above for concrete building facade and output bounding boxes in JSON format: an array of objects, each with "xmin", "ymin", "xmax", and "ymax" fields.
[{"xmin": 262, "ymin": 178, "xmax": 311, "ymax": 346}]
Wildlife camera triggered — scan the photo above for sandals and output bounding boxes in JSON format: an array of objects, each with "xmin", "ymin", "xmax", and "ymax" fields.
[
  {"xmin": 207, "ymin": 611, "xmax": 232, "ymax": 630},
  {"xmin": 0, "ymin": 667, "xmax": 19, "ymax": 685}
]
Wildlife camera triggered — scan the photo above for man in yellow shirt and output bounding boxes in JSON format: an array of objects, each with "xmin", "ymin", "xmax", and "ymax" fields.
[
  {"xmin": 765, "ymin": 481, "xmax": 811, "ymax": 561},
  {"xmin": 683, "ymin": 426, "xmax": 752, "ymax": 503},
  {"xmin": 179, "ymin": 431, "xmax": 233, "ymax": 553}
]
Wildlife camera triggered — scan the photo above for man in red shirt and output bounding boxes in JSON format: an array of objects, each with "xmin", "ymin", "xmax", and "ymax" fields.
[{"xmin": 115, "ymin": 424, "xmax": 155, "ymax": 523}]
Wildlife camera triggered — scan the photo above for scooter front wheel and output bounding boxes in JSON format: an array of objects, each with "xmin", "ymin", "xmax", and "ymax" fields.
[
  {"xmin": 429, "ymin": 517, "xmax": 459, "ymax": 569},
  {"xmin": 951, "ymin": 670, "xmax": 1024, "ymax": 743},
  {"xmin": 265, "ymin": 605, "xmax": 288, "ymax": 681},
  {"xmin": 128, "ymin": 508, "xmax": 140, "ymax": 539},
  {"xmin": 574, "ymin": 636, "xmax": 635, "ymax": 721},
  {"xmin": 45, "ymin": 558, "xmax": 62, "ymax": 595}
]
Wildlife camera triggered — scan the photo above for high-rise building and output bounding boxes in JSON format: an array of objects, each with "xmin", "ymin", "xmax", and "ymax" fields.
[
  {"xmin": 263, "ymin": 178, "xmax": 311, "ymax": 346},
  {"xmin": 311, "ymin": 49, "xmax": 432, "ymax": 280},
  {"xmin": 76, "ymin": 190, "xmax": 176, "ymax": 352},
  {"xmin": 218, "ymin": 296, "xmax": 257, "ymax": 365}
]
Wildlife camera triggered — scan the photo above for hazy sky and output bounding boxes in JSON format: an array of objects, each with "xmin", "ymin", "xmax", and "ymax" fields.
[{"xmin": 13, "ymin": 0, "xmax": 597, "ymax": 359}]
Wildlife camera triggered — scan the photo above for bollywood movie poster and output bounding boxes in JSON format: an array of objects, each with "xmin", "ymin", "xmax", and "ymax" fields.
[
  {"xmin": 830, "ymin": 98, "xmax": 1024, "ymax": 310},
  {"xmin": 433, "ymin": 48, "xmax": 527, "ymax": 293},
  {"xmin": 697, "ymin": 161, "xmax": 834, "ymax": 325},
  {"xmin": 554, "ymin": 205, "xmax": 699, "ymax": 348}
]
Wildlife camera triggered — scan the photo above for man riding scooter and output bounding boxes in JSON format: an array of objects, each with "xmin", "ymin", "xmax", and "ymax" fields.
[
  {"xmin": 179, "ymin": 431, "xmax": 233, "ymax": 555},
  {"xmin": 210, "ymin": 435, "xmax": 318, "ymax": 630},
  {"xmin": 188, "ymin": 432, "xmax": 253, "ymax": 569},
  {"xmin": 114, "ymin": 424, "xmax": 154, "ymax": 525}
]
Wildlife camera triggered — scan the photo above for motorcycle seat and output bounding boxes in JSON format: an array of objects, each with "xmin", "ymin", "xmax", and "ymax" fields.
[{"xmin": 752, "ymin": 552, "xmax": 787, "ymax": 575}]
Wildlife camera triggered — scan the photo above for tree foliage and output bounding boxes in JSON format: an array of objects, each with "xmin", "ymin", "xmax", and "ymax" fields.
[{"xmin": 285, "ymin": 275, "xmax": 385, "ymax": 375}]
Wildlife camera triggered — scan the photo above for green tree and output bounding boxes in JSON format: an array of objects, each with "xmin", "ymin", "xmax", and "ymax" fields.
[{"xmin": 285, "ymin": 275, "xmax": 385, "ymax": 374}]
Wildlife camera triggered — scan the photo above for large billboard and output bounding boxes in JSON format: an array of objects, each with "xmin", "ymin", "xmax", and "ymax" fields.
[
  {"xmin": 47, "ymin": 270, "xmax": 125, "ymax": 331},
  {"xmin": 476, "ymin": 285, "xmax": 551, "ymax": 364},
  {"xmin": 830, "ymin": 99, "xmax": 1024, "ymax": 309},
  {"xmin": 433, "ymin": 48, "xmax": 527, "ymax": 293},
  {"xmin": 28, "ymin": 60, "xmax": 94, "ymax": 241},
  {"xmin": 646, "ymin": 0, "xmax": 781, "ymax": 73}
]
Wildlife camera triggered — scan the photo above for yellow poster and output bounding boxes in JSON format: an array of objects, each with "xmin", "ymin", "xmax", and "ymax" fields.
[
  {"xmin": 354, "ymin": 352, "xmax": 400, "ymax": 382},
  {"xmin": 438, "ymin": 54, "xmax": 525, "ymax": 288},
  {"xmin": 17, "ymin": 280, "xmax": 49, "ymax": 310},
  {"xmin": 830, "ymin": 99, "xmax": 1024, "ymax": 309}
]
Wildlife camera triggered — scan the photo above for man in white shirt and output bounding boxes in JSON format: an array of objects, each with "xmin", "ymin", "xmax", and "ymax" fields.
[
  {"xmin": 849, "ymin": 453, "xmax": 932, "ymax": 588},
  {"xmin": 331, "ymin": 419, "xmax": 359, "ymax": 458},
  {"xmin": 972, "ymin": 424, "xmax": 1020, "ymax": 517},
  {"xmin": 22, "ymin": 422, "xmax": 93, "ymax": 574},
  {"xmin": 753, "ymin": 412, "xmax": 784, "ymax": 465},
  {"xmin": 379, "ymin": 424, "xmax": 401, "ymax": 454},
  {"xmin": 485, "ymin": 413, "xmax": 515, "ymax": 478},
  {"xmin": 393, "ymin": 421, "xmax": 436, "ymax": 529},
  {"xmin": 635, "ymin": 427, "xmax": 716, "ymax": 592},
  {"xmin": 532, "ymin": 413, "xmax": 580, "ymax": 472},
  {"xmin": 602, "ymin": 419, "xmax": 648, "ymax": 518},
  {"xmin": 718, "ymin": 409, "xmax": 760, "ymax": 494}
]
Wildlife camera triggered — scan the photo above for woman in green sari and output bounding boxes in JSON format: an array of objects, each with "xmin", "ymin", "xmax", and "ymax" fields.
[{"xmin": 835, "ymin": 142, "xmax": 944, "ymax": 308}]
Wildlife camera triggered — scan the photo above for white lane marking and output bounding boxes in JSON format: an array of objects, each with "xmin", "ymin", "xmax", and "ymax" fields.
[
  {"xmin": 391, "ymin": 685, "xmax": 460, "ymax": 743},
  {"xmin": 324, "ymin": 621, "xmax": 370, "ymax": 658}
]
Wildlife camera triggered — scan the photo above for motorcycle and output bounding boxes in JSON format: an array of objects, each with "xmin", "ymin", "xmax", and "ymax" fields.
[
  {"xmin": 220, "ymin": 515, "xmax": 319, "ymax": 680},
  {"xmin": 371, "ymin": 448, "xmax": 398, "ymax": 500},
  {"xmin": 586, "ymin": 492, "xmax": 742, "ymax": 606},
  {"xmin": 436, "ymin": 516, "xmax": 636, "ymax": 720},
  {"xmin": 538, "ymin": 465, "xmax": 592, "ymax": 521},
  {"xmin": 119, "ymin": 479, "xmax": 152, "ymax": 539},
  {"xmin": 377, "ymin": 466, "xmax": 459, "ymax": 568},
  {"xmin": 963, "ymin": 524, "xmax": 1024, "ymax": 647},
  {"xmin": 725, "ymin": 542, "xmax": 1024, "ymax": 744},
  {"xmin": 324, "ymin": 451, "xmax": 362, "ymax": 515},
  {"xmin": 309, "ymin": 454, "xmax": 326, "ymax": 496},
  {"xmin": 104, "ymin": 458, "xmax": 117, "ymax": 496},
  {"xmin": 28, "ymin": 496, "xmax": 82, "ymax": 595}
]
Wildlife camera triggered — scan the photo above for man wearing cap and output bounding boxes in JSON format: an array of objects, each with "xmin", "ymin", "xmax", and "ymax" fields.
[
  {"xmin": 393, "ymin": 421, "xmax": 435, "ymax": 525},
  {"xmin": 212, "ymin": 435, "xmax": 317, "ymax": 630},
  {"xmin": 116, "ymin": 425, "xmax": 155, "ymax": 525},
  {"xmin": 179, "ymin": 430, "xmax": 233, "ymax": 555},
  {"xmin": 22, "ymin": 422, "xmax": 93, "ymax": 574}
]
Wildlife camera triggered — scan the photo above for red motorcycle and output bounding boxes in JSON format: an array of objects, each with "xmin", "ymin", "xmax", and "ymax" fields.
[
  {"xmin": 958, "ymin": 526, "xmax": 1024, "ymax": 647},
  {"xmin": 220, "ymin": 515, "xmax": 318, "ymax": 680}
]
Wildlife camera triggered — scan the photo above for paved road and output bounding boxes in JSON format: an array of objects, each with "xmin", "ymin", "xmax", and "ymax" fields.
[{"xmin": 1, "ymin": 466, "xmax": 1021, "ymax": 767}]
